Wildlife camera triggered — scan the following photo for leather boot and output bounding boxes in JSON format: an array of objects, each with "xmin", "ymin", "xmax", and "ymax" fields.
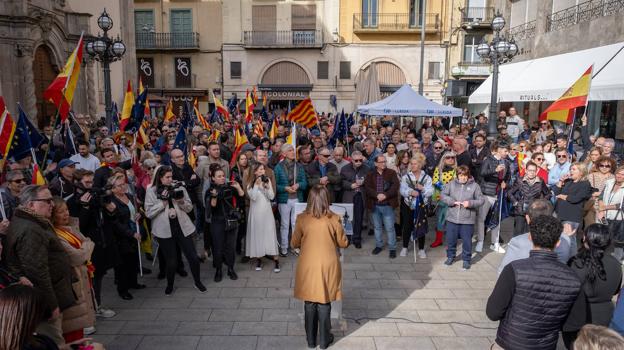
[
  {"xmin": 304, "ymin": 302, "xmax": 318, "ymax": 348},
  {"xmin": 430, "ymin": 230, "xmax": 444, "ymax": 248},
  {"xmin": 318, "ymin": 303, "xmax": 333, "ymax": 349},
  {"xmin": 227, "ymin": 267, "xmax": 238, "ymax": 280},
  {"xmin": 214, "ymin": 267, "xmax": 222, "ymax": 282}
]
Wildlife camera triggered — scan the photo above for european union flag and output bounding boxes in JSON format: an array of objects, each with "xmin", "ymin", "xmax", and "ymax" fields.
[
  {"xmin": 124, "ymin": 89, "xmax": 147, "ymax": 134},
  {"xmin": 346, "ymin": 113, "xmax": 355, "ymax": 130},
  {"xmin": 227, "ymin": 94, "xmax": 238, "ymax": 113},
  {"xmin": 328, "ymin": 110, "xmax": 348, "ymax": 148},
  {"xmin": 172, "ymin": 126, "xmax": 187, "ymax": 155},
  {"xmin": 9, "ymin": 105, "xmax": 45, "ymax": 160}
]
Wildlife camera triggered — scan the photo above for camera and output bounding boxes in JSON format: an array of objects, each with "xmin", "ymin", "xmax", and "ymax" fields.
[
  {"xmin": 90, "ymin": 185, "xmax": 114, "ymax": 206},
  {"xmin": 260, "ymin": 175, "xmax": 269, "ymax": 183},
  {"xmin": 157, "ymin": 181, "xmax": 185, "ymax": 200}
]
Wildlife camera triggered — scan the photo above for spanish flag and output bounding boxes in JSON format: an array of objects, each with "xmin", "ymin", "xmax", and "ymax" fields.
[
  {"xmin": 0, "ymin": 97, "xmax": 16, "ymax": 166},
  {"xmin": 245, "ymin": 90, "xmax": 254, "ymax": 124},
  {"xmin": 32, "ymin": 163, "xmax": 46, "ymax": 185},
  {"xmin": 269, "ymin": 116, "xmax": 279, "ymax": 140},
  {"xmin": 164, "ymin": 98, "xmax": 176, "ymax": 123},
  {"xmin": 230, "ymin": 127, "xmax": 249, "ymax": 167},
  {"xmin": 212, "ymin": 90, "xmax": 230, "ymax": 121},
  {"xmin": 539, "ymin": 65, "xmax": 593, "ymax": 124},
  {"xmin": 287, "ymin": 97, "xmax": 318, "ymax": 129},
  {"xmin": 119, "ymin": 80, "xmax": 134, "ymax": 131},
  {"xmin": 43, "ymin": 32, "xmax": 84, "ymax": 123}
]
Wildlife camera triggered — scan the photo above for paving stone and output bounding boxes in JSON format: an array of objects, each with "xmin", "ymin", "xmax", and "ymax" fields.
[
  {"xmin": 209, "ymin": 309, "xmax": 263, "ymax": 322},
  {"xmin": 136, "ymin": 335, "xmax": 200, "ymax": 350},
  {"xmin": 431, "ymin": 336, "xmax": 494, "ymax": 349},
  {"xmin": 189, "ymin": 297, "xmax": 241, "ymax": 309},
  {"xmin": 114, "ymin": 309, "xmax": 161, "ymax": 321},
  {"xmin": 256, "ymin": 335, "xmax": 311, "ymax": 350},
  {"xmin": 451, "ymin": 289, "xmax": 493, "ymax": 299},
  {"xmin": 365, "ymin": 309, "xmax": 423, "ymax": 323},
  {"xmin": 387, "ymin": 298, "xmax": 440, "ymax": 310},
  {"xmin": 346, "ymin": 321, "xmax": 400, "ymax": 337},
  {"xmin": 359, "ymin": 288, "xmax": 408, "ymax": 299},
  {"xmin": 355, "ymin": 271, "xmax": 399, "ymax": 280},
  {"xmin": 140, "ymin": 297, "xmax": 194, "ymax": 309},
  {"xmin": 423, "ymin": 280, "xmax": 470, "ymax": 289},
  {"xmin": 157, "ymin": 309, "xmax": 211, "ymax": 321},
  {"xmin": 245, "ymin": 278, "xmax": 292, "ymax": 288},
  {"xmin": 374, "ymin": 336, "xmax": 437, "ymax": 350},
  {"xmin": 466, "ymin": 280, "xmax": 497, "ymax": 289},
  {"xmin": 344, "ymin": 279, "xmax": 382, "ymax": 289},
  {"xmin": 266, "ymin": 287, "xmax": 294, "ymax": 298},
  {"xmin": 92, "ymin": 335, "xmax": 143, "ymax": 350},
  {"xmin": 378, "ymin": 279, "xmax": 425, "ymax": 289},
  {"xmin": 169, "ymin": 287, "xmax": 222, "ymax": 298},
  {"xmin": 219, "ymin": 287, "xmax": 267, "ymax": 298},
  {"xmin": 239, "ymin": 297, "xmax": 291, "ymax": 309},
  {"xmin": 343, "ymin": 263, "xmax": 375, "ymax": 271},
  {"xmin": 286, "ymin": 321, "xmax": 307, "ymax": 336},
  {"xmin": 343, "ymin": 298, "xmax": 389, "ymax": 310},
  {"xmin": 231, "ymin": 321, "xmax": 288, "ymax": 335},
  {"xmin": 451, "ymin": 323, "xmax": 498, "ymax": 337},
  {"xmin": 405, "ymin": 288, "xmax": 455, "ymax": 299},
  {"xmin": 196, "ymin": 336, "xmax": 257, "ymax": 350},
  {"xmin": 397, "ymin": 271, "xmax": 439, "ymax": 280},
  {"xmin": 374, "ymin": 263, "xmax": 417, "ymax": 271},
  {"xmin": 262, "ymin": 308, "xmax": 302, "ymax": 322},
  {"xmin": 174, "ymin": 321, "xmax": 234, "ymax": 335},
  {"xmin": 332, "ymin": 336, "xmax": 377, "ymax": 350},
  {"xmin": 417, "ymin": 310, "xmax": 474, "ymax": 323},
  {"xmin": 93, "ymin": 320, "xmax": 127, "ymax": 335},
  {"xmin": 436, "ymin": 299, "xmax": 487, "ymax": 311},
  {"xmin": 119, "ymin": 321, "xmax": 179, "ymax": 335},
  {"xmin": 397, "ymin": 323, "xmax": 455, "ymax": 336}
]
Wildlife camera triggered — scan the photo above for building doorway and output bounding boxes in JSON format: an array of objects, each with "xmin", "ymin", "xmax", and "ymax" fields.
[{"xmin": 32, "ymin": 45, "xmax": 58, "ymax": 128}]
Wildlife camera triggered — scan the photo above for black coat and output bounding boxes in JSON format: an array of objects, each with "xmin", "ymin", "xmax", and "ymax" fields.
[
  {"xmin": 480, "ymin": 156, "xmax": 511, "ymax": 197},
  {"xmin": 340, "ymin": 163, "xmax": 370, "ymax": 203},
  {"xmin": 507, "ymin": 177, "xmax": 550, "ymax": 216},
  {"xmin": 469, "ymin": 146, "xmax": 490, "ymax": 183},
  {"xmin": 104, "ymin": 195, "xmax": 138, "ymax": 256},
  {"xmin": 305, "ymin": 161, "xmax": 341, "ymax": 202},
  {"xmin": 563, "ymin": 254, "xmax": 623, "ymax": 331},
  {"xmin": 487, "ymin": 250, "xmax": 581, "ymax": 350},
  {"xmin": 552, "ymin": 179, "xmax": 593, "ymax": 223},
  {"xmin": 93, "ymin": 160, "xmax": 132, "ymax": 190},
  {"xmin": 171, "ymin": 163, "xmax": 201, "ymax": 205}
]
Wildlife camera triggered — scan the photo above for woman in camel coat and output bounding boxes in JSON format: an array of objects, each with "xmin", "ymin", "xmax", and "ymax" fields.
[
  {"xmin": 51, "ymin": 198, "xmax": 96, "ymax": 342},
  {"xmin": 292, "ymin": 185, "xmax": 349, "ymax": 350}
]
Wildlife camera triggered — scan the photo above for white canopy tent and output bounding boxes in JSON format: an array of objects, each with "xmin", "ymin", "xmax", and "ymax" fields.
[
  {"xmin": 469, "ymin": 42, "xmax": 624, "ymax": 104},
  {"xmin": 358, "ymin": 84, "xmax": 463, "ymax": 116}
]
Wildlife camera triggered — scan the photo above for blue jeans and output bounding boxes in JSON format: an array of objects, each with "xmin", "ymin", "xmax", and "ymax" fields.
[
  {"xmin": 446, "ymin": 222, "xmax": 474, "ymax": 262},
  {"xmin": 372, "ymin": 205, "xmax": 397, "ymax": 250}
]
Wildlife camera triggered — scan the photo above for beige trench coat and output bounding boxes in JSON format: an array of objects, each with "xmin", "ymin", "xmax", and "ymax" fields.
[{"xmin": 291, "ymin": 212, "xmax": 349, "ymax": 304}]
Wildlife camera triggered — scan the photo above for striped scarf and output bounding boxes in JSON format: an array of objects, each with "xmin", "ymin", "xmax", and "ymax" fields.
[{"xmin": 54, "ymin": 226, "xmax": 95, "ymax": 280}]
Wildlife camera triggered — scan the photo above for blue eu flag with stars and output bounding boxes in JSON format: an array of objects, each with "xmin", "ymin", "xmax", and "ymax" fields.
[{"xmin": 8, "ymin": 105, "xmax": 44, "ymax": 160}]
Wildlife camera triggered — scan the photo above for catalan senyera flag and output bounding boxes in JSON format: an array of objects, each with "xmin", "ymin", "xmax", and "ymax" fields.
[
  {"xmin": 43, "ymin": 32, "xmax": 84, "ymax": 123},
  {"xmin": 245, "ymin": 90, "xmax": 254, "ymax": 124},
  {"xmin": 0, "ymin": 97, "xmax": 16, "ymax": 165},
  {"xmin": 230, "ymin": 127, "xmax": 249, "ymax": 167},
  {"xmin": 119, "ymin": 81, "xmax": 134, "ymax": 131},
  {"xmin": 212, "ymin": 90, "xmax": 230, "ymax": 121},
  {"xmin": 253, "ymin": 119, "xmax": 264, "ymax": 138},
  {"xmin": 539, "ymin": 65, "xmax": 593, "ymax": 124},
  {"xmin": 208, "ymin": 129, "xmax": 221, "ymax": 142},
  {"xmin": 287, "ymin": 97, "xmax": 318, "ymax": 129},
  {"xmin": 164, "ymin": 98, "xmax": 176, "ymax": 123}
]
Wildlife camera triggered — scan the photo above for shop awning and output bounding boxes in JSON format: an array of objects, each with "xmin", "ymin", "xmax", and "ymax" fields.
[{"xmin": 468, "ymin": 42, "xmax": 624, "ymax": 104}]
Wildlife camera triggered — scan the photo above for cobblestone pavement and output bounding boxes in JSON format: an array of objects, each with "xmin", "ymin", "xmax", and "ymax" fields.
[{"xmin": 92, "ymin": 220, "xmax": 552, "ymax": 350}]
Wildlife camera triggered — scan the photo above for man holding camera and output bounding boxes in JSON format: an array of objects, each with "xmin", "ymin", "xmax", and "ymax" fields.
[{"xmin": 49, "ymin": 159, "xmax": 78, "ymax": 200}]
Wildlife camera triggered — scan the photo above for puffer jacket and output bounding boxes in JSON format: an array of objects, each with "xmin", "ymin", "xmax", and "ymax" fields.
[
  {"xmin": 439, "ymin": 179, "xmax": 484, "ymax": 225},
  {"xmin": 480, "ymin": 155, "xmax": 511, "ymax": 196},
  {"xmin": 507, "ymin": 176, "xmax": 551, "ymax": 216}
]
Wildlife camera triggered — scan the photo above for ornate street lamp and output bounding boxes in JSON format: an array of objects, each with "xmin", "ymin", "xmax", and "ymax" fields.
[
  {"xmin": 477, "ymin": 11, "xmax": 519, "ymax": 138},
  {"xmin": 85, "ymin": 9, "xmax": 126, "ymax": 130}
]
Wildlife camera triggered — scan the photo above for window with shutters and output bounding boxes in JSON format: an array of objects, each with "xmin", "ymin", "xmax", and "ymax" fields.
[
  {"xmin": 340, "ymin": 61, "xmax": 351, "ymax": 80},
  {"xmin": 317, "ymin": 61, "xmax": 328, "ymax": 80},
  {"xmin": 428, "ymin": 62, "xmax": 441, "ymax": 80},
  {"xmin": 135, "ymin": 10, "xmax": 155, "ymax": 48},
  {"xmin": 230, "ymin": 62, "xmax": 241, "ymax": 79},
  {"xmin": 251, "ymin": 5, "xmax": 277, "ymax": 45},
  {"xmin": 463, "ymin": 34, "xmax": 484, "ymax": 63},
  {"xmin": 170, "ymin": 9, "xmax": 193, "ymax": 47},
  {"xmin": 409, "ymin": 0, "xmax": 424, "ymax": 27},
  {"xmin": 362, "ymin": 0, "xmax": 378, "ymax": 27},
  {"xmin": 292, "ymin": 5, "xmax": 316, "ymax": 45}
]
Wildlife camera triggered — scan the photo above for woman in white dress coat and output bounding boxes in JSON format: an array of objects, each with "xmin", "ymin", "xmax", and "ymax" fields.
[{"xmin": 246, "ymin": 163, "xmax": 281, "ymax": 272}]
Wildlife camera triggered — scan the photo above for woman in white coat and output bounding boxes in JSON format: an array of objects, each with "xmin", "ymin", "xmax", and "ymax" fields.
[
  {"xmin": 246, "ymin": 162, "xmax": 281, "ymax": 272},
  {"xmin": 145, "ymin": 165, "xmax": 206, "ymax": 295}
]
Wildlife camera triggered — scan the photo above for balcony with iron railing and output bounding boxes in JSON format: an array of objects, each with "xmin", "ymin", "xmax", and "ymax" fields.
[
  {"xmin": 460, "ymin": 7, "xmax": 495, "ymax": 29},
  {"xmin": 243, "ymin": 30, "xmax": 323, "ymax": 48},
  {"xmin": 509, "ymin": 20, "xmax": 537, "ymax": 40},
  {"xmin": 353, "ymin": 13, "xmax": 440, "ymax": 33},
  {"xmin": 136, "ymin": 32, "xmax": 200, "ymax": 50},
  {"xmin": 547, "ymin": 0, "xmax": 624, "ymax": 32}
]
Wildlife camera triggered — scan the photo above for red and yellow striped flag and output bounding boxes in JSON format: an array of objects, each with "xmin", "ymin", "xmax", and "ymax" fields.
[
  {"xmin": 119, "ymin": 80, "xmax": 134, "ymax": 131},
  {"xmin": 230, "ymin": 127, "xmax": 249, "ymax": 167},
  {"xmin": 539, "ymin": 65, "xmax": 593, "ymax": 124},
  {"xmin": 32, "ymin": 163, "xmax": 46, "ymax": 185},
  {"xmin": 0, "ymin": 97, "xmax": 16, "ymax": 166},
  {"xmin": 43, "ymin": 33, "xmax": 84, "ymax": 123},
  {"xmin": 194, "ymin": 98, "xmax": 210, "ymax": 130},
  {"xmin": 212, "ymin": 90, "xmax": 230, "ymax": 121},
  {"xmin": 245, "ymin": 90, "xmax": 254, "ymax": 124},
  {"xmin": 269, "ymin": 116, "xmax": 279, "ymax": 140},
  {"xmin": 253, "ymin": 120, "xmax": 264, "ymax": 138},
  {"xmin": 287, "ymin": 97, "xmax": 318, "ymax": 129},
  {"xmin": 164, "ymin": 98, "xmax": 176, "ymax": 123}
]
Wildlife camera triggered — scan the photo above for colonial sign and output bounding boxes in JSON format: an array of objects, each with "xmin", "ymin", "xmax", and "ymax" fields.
[
  {"xmin": 258, "ymin": 84, "xmax": 312, "ymax": 100},
  {"xmin": 137, "ymin": 57, "xmax": 154, "ymax": 87},
  {"xmin": 175, "ymin": 57, "xmax": 192, "ymax": 87}
]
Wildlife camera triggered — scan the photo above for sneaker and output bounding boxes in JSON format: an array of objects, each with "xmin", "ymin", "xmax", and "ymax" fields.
[
  {"xmin": 399, "ymin": 247, "xmax": 408, "ymax": 257},
  {"xmin": 444, "ymin": 257, "xmax": 454, "ymax": 266},
  {"xmin": 462, "ymin": 261, "xmax": 471, "ymax": 270},
  {"xmin": 255, "ymin": 259, "xmax": 262, "ymax": 271},
  {"xmin": 83, "ymin": 326, "xmax": 96, "ymax": 335},
  {"xmin": 490, "ymin": 243, "xmax": 506, "ymax": 254},
  {"xmin": 475, "ymin": 241, "xmax": 484, "ymax": 253},
  {"xmin": 194, "ymin": 282, "xmax": 207, "ymax": 293},
  {"xmin": 292, "ymin": 248, "xmax": 301, "ymax": 256},
  {"xmin": 372, "ymin": 247, "xmax": 383, "ymax": 255},
  {"xmin": 274, "ymin": 261, "xmax": 281, "ymax": 273},
  {"xmin": 96, "ymin": 307, "xmax": 116, "ymax": 318},
  {"xmin": 389, "ymin": 250, "xmax": 396, "ymax": 259},
  {"xmin": 418, "ymin": 249, "xmax": 427, "ymax": 259},
  {"xmin": 279, "ymin": 248, "xmax": 288, "ymax": 257}
]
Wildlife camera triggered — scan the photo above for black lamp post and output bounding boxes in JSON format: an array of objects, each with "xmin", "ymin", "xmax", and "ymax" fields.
[
  {"xmin": 476, "ymin": 11, "xmax": 518, "ymax": 138},
  {"xmin": 85, "ymin": 9, "xmax": 126, "ymax": 130}
]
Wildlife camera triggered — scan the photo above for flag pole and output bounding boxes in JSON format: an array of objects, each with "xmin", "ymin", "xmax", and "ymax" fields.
[
  {"xmin": 568, "ymin": 64, "xmax": 594, "ymax": 157},
  {"xmin": 41, "ymin": 109, "xmax": 60, "ymax": 171}
]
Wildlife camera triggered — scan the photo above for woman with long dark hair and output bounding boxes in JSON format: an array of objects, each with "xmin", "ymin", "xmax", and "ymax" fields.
[
  {"xmin": 292, "ymin": 185, "xmax": 349, "ymax": 349},
  {"xmin": 206, "ymin": 164, "xmax": 245, "ymax": 282},
  {"xmin": 562, "ymin": 224, "xmax": 623, "ymax": 348},
  {"xmin": 145, "ymin": 165, "xmax": 206, "ymax": 296}
]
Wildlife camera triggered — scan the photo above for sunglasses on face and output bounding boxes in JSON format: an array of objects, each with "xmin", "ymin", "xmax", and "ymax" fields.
[
  {"xmin": 599, "ymin": 164, "xmax": 611, "ymax": 168},
  {"xmin": 319, "ymin": 154, "xmax": 331, "ymax": 158},
  {"xmin": 33, "ymin": 197, "xmax": 54, "ymax": 204},
  {"xmin": 434, "ymin": 146, "xmax": 443, "ymax": 150},
  {"xmin": 10, "ymin": 178, "xmax": 25, "ymax": 184},
  {"xmin": 557, "ymin": 154, "xmax": 568, "ymax": 158},
  {"xmin": 535, "ymin": 158, "xmax": 544, "ymax": 161}
]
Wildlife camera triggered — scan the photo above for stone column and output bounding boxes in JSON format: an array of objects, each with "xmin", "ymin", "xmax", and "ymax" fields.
[
  {"xmin": 85, "ymin": 60, "xmax": 98, "ymax": 118},
  {"xmin": 20, "ymin": 50, "xmax": 38, "ymax": 122}
]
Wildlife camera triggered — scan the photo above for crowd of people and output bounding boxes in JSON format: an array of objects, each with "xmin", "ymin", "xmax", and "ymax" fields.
[{"xmin": 0, "ymin": 105, "xmax": 623, "ymax": 350}]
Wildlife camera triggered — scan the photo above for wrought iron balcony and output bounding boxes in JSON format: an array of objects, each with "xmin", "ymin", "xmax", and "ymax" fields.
[
  {"xmin": 353, "ymin": 13, "xmax": 440, "ymax": 33},
  {"xmin": 509, "ymin": 20, "xmax": 537, "ymax": 40},
  {"xmin": 460, "ymin": 7, "xmax": 495, "ymax": 29},
  {"xmin": 243, "ymin": 30, "xmax": 323, "ymax": 48},
  {"xmin": 547, "ymin": 0, "xmax": 624, "ymax": 32},
  {"xmin": 135, "ymin": 32, "xmax": 200, "ymax": 50}
]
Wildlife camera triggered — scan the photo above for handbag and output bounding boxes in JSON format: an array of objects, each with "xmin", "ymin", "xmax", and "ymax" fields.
[
  {"xmin": 221, "ymin": 192, "xmax": 243, "ymax": 232},
  {"xmin": 605, "ymin": 184, "xmax": 624, "ymax": 245},
  {"xmin": 406, "ymin": 173, "xmax": 436, "ymax": 217}
]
